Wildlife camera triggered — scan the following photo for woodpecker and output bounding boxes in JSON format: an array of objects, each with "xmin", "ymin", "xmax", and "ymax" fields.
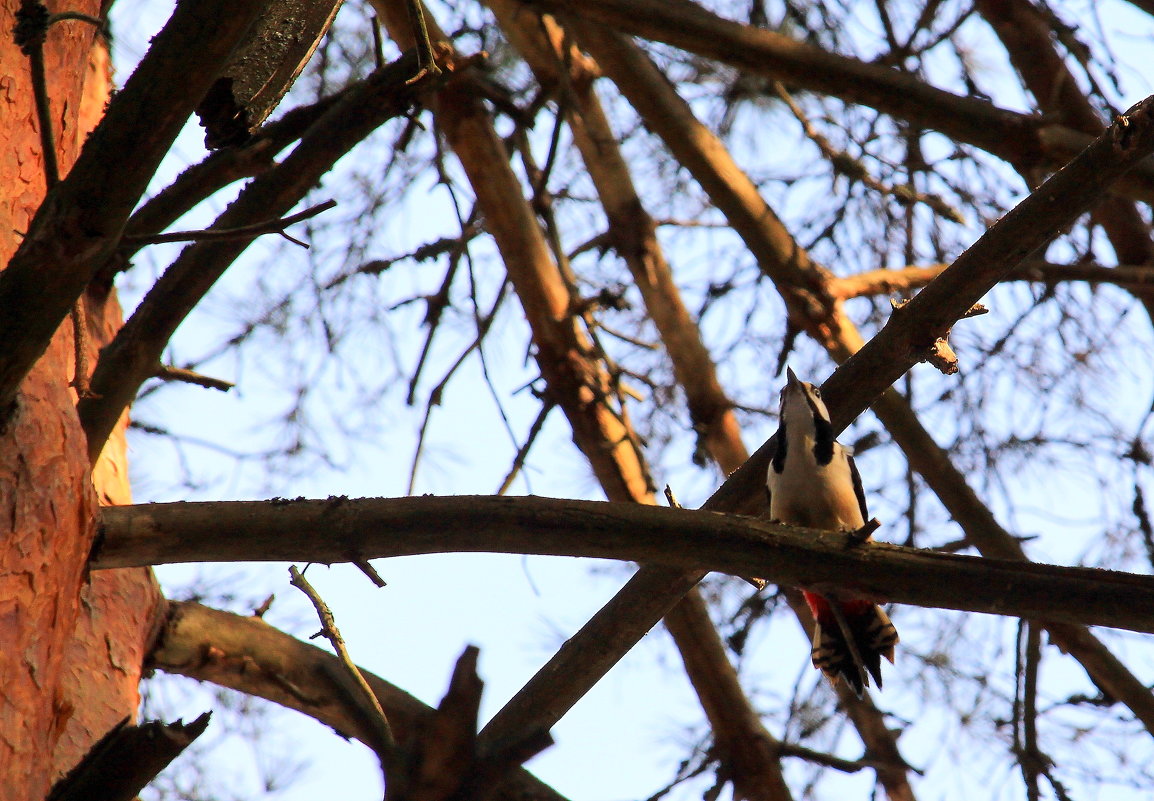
[{"xmin": 766, "ymin": 367, "xmax": 898, "ymax": 696}]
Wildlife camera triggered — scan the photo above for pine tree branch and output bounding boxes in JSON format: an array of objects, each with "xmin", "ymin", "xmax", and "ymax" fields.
[
  {"xmin": 77, "ymin": 50, "xmax": 442, "ymax": 464},
  {"xmin": 149, "ymin": 601, "xmax": 569, "ymax": 801},
  {"xmin": 828, "ymin": 261, "xmax": 1154, "ymax": 300},
  {"xmin": 975, "ymin": 0, "xmax": 1154, "ymax": 266},
  {"xmin": 0, "ymin": 0, "xmax": 268, "ymax": 419},
  {"xmin": 821, "ymin": 94, "xmax": 1154, "ymax": 430},
  {"xmin": 115, "ymin": 91, "xmax": 350, "ymax": 267},
  {"xmin": 46, "ymin": 714, "xmax": 211, "ymax": 801},
  {"xmin": 524, "ymin": 20, "xmax": 1154, "ymax": 740},
  {"xmin": 485, "ymin": 9, "xmax": 798, "ymax": 797},
  {"xmin": 123, "ymin": 200, "xmax": 336, "ymax": 247},
  {"xmin": 526, "ymin": 0, "xmax": 1154, "ymax": 204},
  {"xmin": 97, "ymin": 495, "xmax": 1154, "ymax": 636},
  {"xmin": 374, "ymin": 0, "xmax": 654, "ymax": 506}
]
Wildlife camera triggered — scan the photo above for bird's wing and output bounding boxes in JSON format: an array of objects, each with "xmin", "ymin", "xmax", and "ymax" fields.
[{"xmin": 847, "ymin": 451, "xmax": 869, "ymax": 522}]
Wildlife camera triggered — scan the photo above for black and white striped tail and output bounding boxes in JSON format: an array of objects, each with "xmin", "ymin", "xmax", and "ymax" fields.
[{"xmin": 810, "ymin": 602, "xmax": 899, "ymax": 697}]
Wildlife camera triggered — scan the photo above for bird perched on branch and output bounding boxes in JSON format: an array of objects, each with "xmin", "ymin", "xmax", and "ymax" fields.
[{"xmin": 766, "ymin": 367, "xmax": 898, "ymax": 696}]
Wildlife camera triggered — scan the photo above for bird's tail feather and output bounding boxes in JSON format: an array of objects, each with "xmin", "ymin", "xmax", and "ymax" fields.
[{"xmin": 805, "ymin": 592, "xmax": 898, "ymax": 697}]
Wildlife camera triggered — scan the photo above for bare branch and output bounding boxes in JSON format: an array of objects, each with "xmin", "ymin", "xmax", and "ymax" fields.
[
  {"xmin": 46, "ymin": 714, "xmax": 211, "ymax": 801},
  {"xmin": 118, "ymin": 93, "xmax": 351, "ymax": 264},
  {"xmin": 123, "ymin": 199, "xmax": 336, "ymax": 247},
  {"xmin": 0, "ymin": 0, "xmax": 268, "ymax": 418},
  {"xmin": 153, "ymin": 366, "xmax": 235, "ymax": 393},
  {"xmin": 196, "ymin": 0, "xmax": 345, "ymax": 147},
  {"xmin": 150, "ymin": 601, "xmax": 569, "ymax": 801},
  {"xmin": 823, "ymin": 95, "xmax": 1154, "ymax": 431},
  {"xmin": 830, "ymin": 260, "xmax": 1154, "ymax": 300},
  {"xmin": 531, "ymin": 0, "xmax": 1154, "ymax": 203},
  {"xmin": 288, "ymin": 566, "xmax": 396, "ymax": 760},
  {"xmin": 77, "ymin": 50, "xmax": 444, "ymax": 464},
  {"xmin": 661, "ymin": 591, "xmax": 793, "ymax": 801},
  {"xmin": 96, "ymin": 496, "xmax": 1154, "ymax": 635}
]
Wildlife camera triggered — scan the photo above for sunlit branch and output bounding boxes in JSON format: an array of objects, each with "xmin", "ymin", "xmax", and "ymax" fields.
[
  {"xmin": 153, "ymin": 366, "xmax": 235, "ymax": 393},
  {"xmin": 822, "ymin": 96, "xmax": 1154, "ymax": 430},
  {"xmin": 151, "ymin": 601, "xmax": 569, "ymax": 801},
  {"xmin": 288, "ymin": 565, "xmax": 397, "ymax": 776},
  {"xmin": 528, "ymin": 0, "xmax": 1154, "ymax": 203},
  {"xmin": 0, "ymin": 0, "xmax": 268, "ymax": 418},
  {"xmin": 829, "ymin": 261, "xmax": 1154, "ymax": 300},
  {"xmin": 97, "ymin": 495, "xmax": 1154, "ymax": 636}
]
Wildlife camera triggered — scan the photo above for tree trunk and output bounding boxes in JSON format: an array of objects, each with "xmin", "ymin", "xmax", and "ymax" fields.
[{"xmin": 0, "ymin": 4, "xmax": 162, "ymax": 796}]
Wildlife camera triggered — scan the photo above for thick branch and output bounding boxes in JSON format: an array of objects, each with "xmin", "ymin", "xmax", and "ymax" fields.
[
  {"xmin": 662, "ymin": 591, "xmax": 794, "ymax": 801},
  {"xmin": 46, "ymin": 713, "xmax": 211, "ymax": 801},
  {"xmin": 485, "ymin": 10, "xmax": 796, "ymax": 796},
  {"xmin": 566, "ymin": 19, "xmax": 1154, "ymax": 737},
  {"xmin": 569, "ymin": 21, "xmax": 860, "ymax": 356},
  {"xmin": 489, "ymin": 0, "xmax": 747, "ymax": 474},
  {"xmin": 975, "ymin": 0, "xmax": 1154, "ymax": 266},
  {"xmin": 528, "ymin": 0, "xmax": 1154, "ymax": 202},
  {"xmin": 0, "ymin": 0, "xmax": 266, "ymax": 415},
  {"xmin": 195, "ymin": 0, "xmax": 345, "ymax": 147},
  {"xmin": 375, "ymin": 0, "xmax": 653, "ymax": 505},
  {"xmin": 822, "ymin": 95, "xmax": 1154, "ymax": 431},
  {"xmin": 96, "ymin": 496, "xmax": 1154, "ymax": 635},
  {"xmin": 150, "ymin": 601, "xmax": 568, "ymax": 801}
]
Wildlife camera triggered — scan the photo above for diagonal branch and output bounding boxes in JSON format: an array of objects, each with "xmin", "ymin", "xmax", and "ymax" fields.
[
  {"xmin": 149, "ymin": 601, "xmax": 569, "ymax": 801},
  {"xmin": 116, "ymin": 91, "xmax": 350, "ymax": 264},
  {"xmin": 567, "ymin": 23, "xmax": 1154, "ymax": 737},
  {"xmin": 122, "ymin": 200, "xmax": 336, "ymax": 247},
  {"xmin": 821, "ymin": 95, "xmax": 1154, "ymax": 431},
  {"xmin": 46, "ymin": 713, "xmax": 211, "ymax": 801},
  {"xmin": 524, "ymin": 0, "xmax": 1154, "ymax": 203},
  {"xmin": 77, "ymin": 50, "xmax": 441, "ymax": 464},
  {"xmin": 0, "ymin": 0, "xmax": 268, "ymax": 417},
  {"xmin": 95, "ymin": 496, "xmax": 1154, "ymax": 635},
  {"xmin": 486, "ymin": 6, "xmax": 795, "ymax": 798},
  {"xmin": 374, "ymin": 0, "xmax": 654, "ymax": 505},
  {"xmin": 974, "ymin": 0, "xmax": 1154, "ymax": 267}
]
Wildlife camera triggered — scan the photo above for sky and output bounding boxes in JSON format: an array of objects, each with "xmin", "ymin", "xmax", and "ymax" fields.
[{"xmin": 101, "ymin": 1, "xmax": 1154, "ymax": 800}]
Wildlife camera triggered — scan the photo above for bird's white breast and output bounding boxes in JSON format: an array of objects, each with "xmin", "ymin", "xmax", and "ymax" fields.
[{"xmin": 768, "ymin": 438, "xmax": 864, "ymax": 531}]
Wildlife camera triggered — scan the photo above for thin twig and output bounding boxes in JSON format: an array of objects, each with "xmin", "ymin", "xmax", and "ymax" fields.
[
  {"xmin": 123, "ymin": 199, "xmax": 337, "ymax": 247},
  {"xmin": 772, "ymin": 81, "xmax": 965, "ymax": 224},
  {"xmin": 70, "ymin": 299, "xmax": 95, "ymax": 398},
  {"xmin": 287, "ymin": 566, "xmax": 396, "ymax": 755},
  {"xmin": 848, "ymin": 518, "xmax": 882, "ymax": 543},
  {"xmin": 1017, "ymin": 621, "xmax": 1046, "ymax": 801},
  {"xmin": 497, "ymin": 401, "xmax": 555, "ymax": 495},
  {"xmin": 352, "ymin": 557, "xmax": 387, "ymax": 588},
  {"xmin": 154, "ymin": 365, "xmax": 235, "ymax": 392},
  {"xmin": 775, "ymin": 741, "xmax": 871, "ymax": 774},
  {"xmin": 404, "ymin": 0, "xmax": 441, "ymax": 82},
  {"xmin": 407, "ymin": 284, "xmax": 508, "ymax": 494},
  {"xmin": 404, "ymin": 211, "xmax": 477, "ymax": 406}
]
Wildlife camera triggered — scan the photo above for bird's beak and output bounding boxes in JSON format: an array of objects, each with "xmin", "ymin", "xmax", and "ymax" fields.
[{"xmin": 785, "ymin": 366, "xmax": 799, "ymax": 389}]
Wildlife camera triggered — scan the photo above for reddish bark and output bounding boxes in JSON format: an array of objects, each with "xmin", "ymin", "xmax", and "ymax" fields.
[{"xmin": 0, "ymin": 5, "xmax": 162, "ymax": 795}]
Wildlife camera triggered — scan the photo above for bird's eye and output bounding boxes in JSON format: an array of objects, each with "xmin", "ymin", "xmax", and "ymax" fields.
[{"xmin": 812, "ymin": 388, "xmax": 822, "ymax": 398}]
